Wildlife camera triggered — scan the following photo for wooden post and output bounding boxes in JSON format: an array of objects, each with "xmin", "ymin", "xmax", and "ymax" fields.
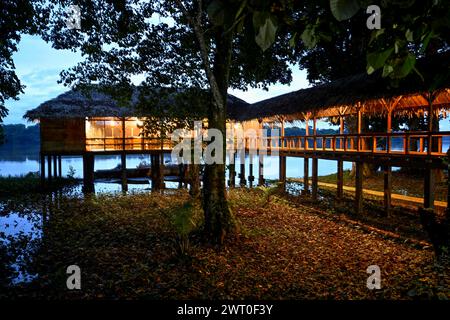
[
  {"xmin": 337, "ymin": 115, "xmax": 344, "ymax": 199},
  {"xmin": 239, "ymin": 152, "xmax": 246, "ymax": 187},
  {"xmin": 258, "ymin": 118, "xmax": 265, "ymax": 186},
  {"xmin": 151, "ymin": 154, "xmax": 161, "ymax": 190},
  {"xmin": 424, "ymin": 167, "xmax": 435, "ymax": 209},
  {"xmin": 312, "ymin": 157, "xmax": 318, "ymax": 200},
  {"xmin": 160, "ymin": 152, "xmax": 166, "ymax": 189},
  {"xmin": 279, "ymin": 155, "xmax": 286, "ymax": 188},
  {"xmin": 304, "ymin": 115, "xmax": 310, "ymax": 150},
  {"xmin": 313, "ymin": 117, "xmax": 317, "ymax": 150},
  {"xmin": 258, "ymin": 150, "xmax": 264, "ymax": 186},
  {"xmin": 248, "ymin": 155, "xmax": 254, "ymax": 188},
  {"xmin": 387, "ymin": 110, "xmax": 392, "ymax": 153},
  {"xmin": 121, "ymin": 152, "xmax": 128, "ymax": 192},
  {"xmin": 303, "ymin": 157, "xmax": 309, "ymax": 194},
  {"xmin": 355, "ymin": 161, "xmax": 363, "ymax": 214},
  {"xmin": 47, "ymin": 155, "xmax": 52, "ymax": 183},
  {"xmin": 53, "ymin": 155, "xmax": 57, "ymax": 178},
  {"xmin": 58, "ymin": 156, "xmax": 62, "ymax": 178},
  {"xmin": 383, "ymin": 165, "xmax": 392, "ymax": 216},
  {"xmin": 40, "ymin": 153, "xmax": 46, "ymax": 186},
  {"xmin": 82, "ymin": 153, "xmax": 95, "ymax": 193},
  {"xmin": 337, "ymin": 159, "xmax": 343, "ymax": 199},
  {"xmin": 228, "ymin": 151, "xmax": 236, "ymax": 187},
  {"xmin": 357, "ymin": 106, "xmax": 362, "ymax": 151},
  {"xmin": 426, "ymin": 93, "xmax": 434, "ymax": 155}
]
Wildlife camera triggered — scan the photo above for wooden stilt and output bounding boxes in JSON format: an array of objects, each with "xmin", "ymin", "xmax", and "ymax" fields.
[
  {"xmin": 383, "ymin": 165, "xmax": 392, "ymax": 216},
  {"xmin": 53, "ymin": 155, "xmax": 57, "ymax": 178},
  {"xmin": 279, "ymin": 155, "xmax": 286, "ymax": 188},
  {"xmin": 303, "ymin": 157, "xmax": 309, "ymax": 194},
  {"xmin": 355, "ymin": 161, "xmax": 363, "ymax": 214},
  {"xmin": 229, "ymin": 152, "xmax": 236, "ymax": 187},
  {"xmin": 248, "ymin": 155, "xmax": 254, "ymax": 188},
  {"xmin": 424, "ymin": 167, "xmax": 435, "ymax": 209},
  {"xmin": 160, "ymin": 152, "xmax": 165, "ymax": 189},
  {"xmin": 82, "ymin": 153, "xmax": 95, "ymax": 193},
  {"xmin": 258, "ymin": 151, "xmax": 264, "ymax": 186},
  {"xmin": 239, "ymin": 153, "xmax": 246, "ymax": 187},
  {"xmin": 312, "ymin": 157, "xmax": 318, "ymax": 200},
  {"xmin": 58, "ymin": 156, "xmax": 62, "ymax": 178},
  {"xmin": 47, "ymin": 155, "xmax": 52, "ymax": 183},
  {"xmin": 121, "ymin": 152, "xmax": 128, "ymax": 192},
  {"xmin": 337, "ymin": 159, "xmax": 344, "ymax": 199},
  {"xmin": 40, "ymin": 153, "xmax": 46, "ymax": 186}
]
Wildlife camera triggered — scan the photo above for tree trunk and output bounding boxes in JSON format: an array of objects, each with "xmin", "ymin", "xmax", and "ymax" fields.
[{"xmin": 202, "ymin": 29, "xmax": 236, "ymax": 245}]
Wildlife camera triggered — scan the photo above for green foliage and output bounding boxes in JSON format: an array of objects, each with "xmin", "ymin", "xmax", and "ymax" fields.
[
  {"xmin": 253, "ymin": 12, "xmax": 278, "ymax": 52},
  {"xmin": 330, "ymin": 0, "xmax": 360, "ymax": 21},
  {"xmin": 169, "ymin": 200, "xmax": 203, "ymax": 237},
  {"xmin": 167, "ymin": 200, "xmax": 204, "ymax": 256}
]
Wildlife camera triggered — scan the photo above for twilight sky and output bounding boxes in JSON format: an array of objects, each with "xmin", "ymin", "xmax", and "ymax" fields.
[
  {"xmin": 4, "ymin": 35, "xmax": 310, "ymax": 125},
  {"xmin": 6, "ymin": 35, "xmax": 448, "ymax": 131}
]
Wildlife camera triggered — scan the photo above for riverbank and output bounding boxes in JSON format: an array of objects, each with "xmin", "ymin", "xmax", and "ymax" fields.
[
  {"xmin": 0, "ymin": 172, "xmax": 79, "ymax": 196},
  {"xmin": 1, "ymin": 186, "xmax": 449, "ymax": 299}
]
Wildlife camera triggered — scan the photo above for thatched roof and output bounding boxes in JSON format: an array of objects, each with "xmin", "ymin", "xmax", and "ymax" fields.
[
  {"xmin": 24, "ymin": 86, "xmax": 249, "ymax": 121},
  {"xmin": 238, "ymin": 52, "xmax": 450, "ymax": 121}
]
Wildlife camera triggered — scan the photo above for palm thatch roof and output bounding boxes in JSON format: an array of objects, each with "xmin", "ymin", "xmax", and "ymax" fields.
[
  {"xmin": 238, "ymin": 52, "xmax": 450, "ymax": 122},
  {"xmin": 24, "ymin": 86, "xmax": 249, "ymax": 121}
]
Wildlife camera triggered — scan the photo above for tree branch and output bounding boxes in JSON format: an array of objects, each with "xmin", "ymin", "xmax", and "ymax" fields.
[{"xmin": 173, "ymin": 0, "xmax": 224, "ymax": 111}]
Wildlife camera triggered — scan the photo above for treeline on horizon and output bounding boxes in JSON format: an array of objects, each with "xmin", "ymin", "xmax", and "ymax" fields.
[{"xmin": 0, "ymin": 124, "xmax": 40, "ymax": 160}]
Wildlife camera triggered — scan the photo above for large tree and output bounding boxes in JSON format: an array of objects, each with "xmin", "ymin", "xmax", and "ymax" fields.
[
  {"xmin": 0, "ymin": 0, "xmax": 48, "ymax": 143},
  {"xmin": 40, "ymin": 0, "xmax": 297, "ymax": 244}
]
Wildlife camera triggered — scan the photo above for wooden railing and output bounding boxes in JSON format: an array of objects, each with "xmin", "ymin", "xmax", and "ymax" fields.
[
  {"xmin": 85, "ymin": 137, "xmax": 175, "ymax": 152},
  {"xmin": 86, "ymin": 131, "xmax": 450, "ymax": 157},
  {"xmin": 243, "ymin": 131, "xmax": 450, "ymax": 157}
]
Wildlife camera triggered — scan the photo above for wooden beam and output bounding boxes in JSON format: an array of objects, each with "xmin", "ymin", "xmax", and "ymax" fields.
[
  {"xmin": 355, "ymin": 161, "xmax": 363, "ymax": 214},
  {"xmin": 312, "ymin": 157, "xmax": 318, "ymax": 200},
  {"xmin": 383, "ymin": 165, "xmax": 392, "ymax": 216}
]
